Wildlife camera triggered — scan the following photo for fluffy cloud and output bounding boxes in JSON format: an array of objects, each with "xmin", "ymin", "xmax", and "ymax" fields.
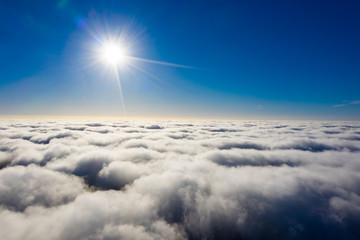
[
  {"xmin": 0, "ymin": 165, "xmax": 84, "ymax": 211},
  {"xmin": 0, "ymin": 119, "xmax": 360, "ymax": 239}
]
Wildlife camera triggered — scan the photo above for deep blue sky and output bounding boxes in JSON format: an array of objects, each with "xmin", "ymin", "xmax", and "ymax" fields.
[{"xmin": 1, "ymin": 0, "xmax": 360, "ymax": 119}]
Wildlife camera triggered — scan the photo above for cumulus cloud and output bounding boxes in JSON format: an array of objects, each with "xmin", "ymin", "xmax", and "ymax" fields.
[
  {"xmin": 0, "ymin": 165, "xmax": 84, "ymax": 211},
  {"xmin": 96, "ymin": 161, "xmax": 147, "ymax": 190},
  {"xmin": 0, "ymin": 119, "xmax": 360, "ymax": 239}
]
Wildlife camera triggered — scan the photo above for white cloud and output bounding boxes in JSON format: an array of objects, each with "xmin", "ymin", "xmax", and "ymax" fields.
[
  {"xmin": 0, "ymin": 165, "xmax": 84, "ymax": 211},
  {"xmin": 334, "ymin": 100, "xmax": 360, "ymax": 107},
  {"xmin": 0, "ymin": 119, "xmax": 359, "ymax": 239}
]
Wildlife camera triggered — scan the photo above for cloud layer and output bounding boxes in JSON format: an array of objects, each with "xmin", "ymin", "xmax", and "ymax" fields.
[{"xmin": 0, "ymin": 119, "xmax": 360, "ymax": 239}]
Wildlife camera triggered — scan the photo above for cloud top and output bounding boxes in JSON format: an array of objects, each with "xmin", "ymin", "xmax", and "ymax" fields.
[{"xmin": 0, "ymin": 119, "xmax": 360, "ymax": 239}]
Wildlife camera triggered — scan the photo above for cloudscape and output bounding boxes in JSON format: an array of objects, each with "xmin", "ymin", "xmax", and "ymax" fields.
[
  {"xmin": 1, "ymin": 120, "xmax": 360, "ymax": 239},
  {"xmin": 1, "ymin": 1, "xmax": 360, "ymax": 239}
]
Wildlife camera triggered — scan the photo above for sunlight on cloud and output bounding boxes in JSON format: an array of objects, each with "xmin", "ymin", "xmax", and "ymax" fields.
[{"xmin": 0, "ymin": 120, "xmax": 360, "ymax": 239}]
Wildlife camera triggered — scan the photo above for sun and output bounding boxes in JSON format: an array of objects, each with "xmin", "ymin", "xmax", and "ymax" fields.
[
  {"xmin": 90, "ymin": 31, "xmax": 191, "ymax": 116},
  {"xmin": 101, "ymin": 43, "xmax": 128, "ymax": 65}
]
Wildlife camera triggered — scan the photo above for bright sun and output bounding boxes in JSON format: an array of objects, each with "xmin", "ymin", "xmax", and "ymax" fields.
[
  {"xmin": 101, "ymin": 43, "xmax": 128, "ymax": 65},
  {"xmin": 92, "ymin": 33, "xmax": 190, "ymax": 115}
]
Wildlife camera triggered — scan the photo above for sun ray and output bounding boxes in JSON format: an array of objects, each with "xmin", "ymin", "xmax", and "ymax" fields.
[
  {"xmin": 114, "ymin": 65, "xmax": 127, "ymax": 115},
  {"xmin": 126, "ymin": 61, "xmax": 168, "ymax": 85},
  {"xmin": 126, "ymin": 56, "xmax": 193, "ymax": 69}
]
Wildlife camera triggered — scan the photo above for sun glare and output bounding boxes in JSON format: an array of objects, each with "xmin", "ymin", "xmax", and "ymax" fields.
[
  {"xmin": 91, "ymin": 32, "xmax": 191, "ymax": 116},
  {"xmin": 101, "ymin": 43, "xmax": 127, "ymax": 65}
]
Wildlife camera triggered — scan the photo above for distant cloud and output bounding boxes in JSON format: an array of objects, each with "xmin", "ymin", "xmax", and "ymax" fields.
[
  {"xmin": 350, "ymin": 100, "xmax": 360, "ymax": 105},
  {"xmin": 334, "ymin": 100, "xmax": 360, "ymax": 107},
  {"xmin": 0, "ymin": 120, "xmax": 360, "ymax": 239}
]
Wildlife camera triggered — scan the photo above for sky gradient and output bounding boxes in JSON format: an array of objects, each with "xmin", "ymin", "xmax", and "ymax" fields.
[{"xmin": 1, "ymin": 0, "xmax": 360, "ymax": 119}]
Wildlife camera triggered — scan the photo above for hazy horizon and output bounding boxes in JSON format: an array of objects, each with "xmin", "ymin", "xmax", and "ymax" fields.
[{"xmin": 2, "ymin": 114, "xmax": 360, "ymax": 121}]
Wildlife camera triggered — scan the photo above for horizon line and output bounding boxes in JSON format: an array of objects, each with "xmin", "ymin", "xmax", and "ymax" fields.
[{"xmin": 0, "ymin": 114, "xmax": 358, "ymax": 122}]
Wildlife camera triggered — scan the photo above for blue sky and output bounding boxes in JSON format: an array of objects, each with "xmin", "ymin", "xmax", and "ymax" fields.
[{"xmin": 0, "ymin": 0, "xmax": 360, "ymax": 119}]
